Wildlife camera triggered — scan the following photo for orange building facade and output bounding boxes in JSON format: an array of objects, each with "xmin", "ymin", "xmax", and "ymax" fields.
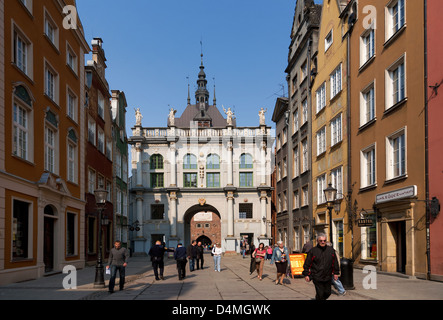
[{"xmin": 0, "ymin": 0, "xmax": 89, "ymax": 285}]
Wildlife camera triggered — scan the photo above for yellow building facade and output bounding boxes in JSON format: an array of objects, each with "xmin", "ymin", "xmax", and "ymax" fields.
[
  {"xmin": 0, "ymin": 0, "xmax": 89, "ymax": 285},
  {"xmin": 311, "ymin": 0, "xmax": 352, "ymax": 259}
]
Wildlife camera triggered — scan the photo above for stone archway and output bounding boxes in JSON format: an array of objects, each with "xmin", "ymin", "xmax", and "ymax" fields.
[{"xmin": 183, "ymin": 204, "xmax": 221, "ymax": 247}]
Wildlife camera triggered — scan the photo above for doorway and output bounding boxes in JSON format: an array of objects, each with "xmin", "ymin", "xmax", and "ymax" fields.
[
  {"xmin": 389, "ymin": 221, "xmax": 407, "ymax": 273},
  {"xmin": 44, "ymin": 217, "xmax": 54, "ymax": 273}
]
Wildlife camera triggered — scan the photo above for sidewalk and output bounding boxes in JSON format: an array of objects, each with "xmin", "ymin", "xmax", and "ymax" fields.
[{"xmin": 1, "ymin": 254, "xmax": 442, "ymax": 300}]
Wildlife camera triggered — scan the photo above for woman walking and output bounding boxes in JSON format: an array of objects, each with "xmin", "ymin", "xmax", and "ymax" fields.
[
  {"xmin": 271, "ymin": 241, "xmax": 290, "ymax": 285},
  {"xmin": 253, "ymin": 243, "xmax": 266, "ymax": 280},
  {"xmin": 212, "ymin": 243, "xmax": 222, "ymax": 272}
]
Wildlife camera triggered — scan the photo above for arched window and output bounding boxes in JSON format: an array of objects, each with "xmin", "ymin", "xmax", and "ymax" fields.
[
  {"xmin": 150, "ymin": 154, "xmax": 163, "ymax": 170},
  {"xmin": 183, "ymin": 153, "xmax": 197, "ymax": 169},
  {"xmin": 206, "ymin": 154, "xmax": 220, "ymax": 169},
  {"xmin": 239, "ymin": 153, "xmax": 253, "ymax": 169}
]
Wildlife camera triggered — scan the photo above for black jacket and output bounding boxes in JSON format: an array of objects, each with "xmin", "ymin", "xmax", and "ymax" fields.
[
  {"xmin": 302, "ymin": 244, "xmax": 340, "ymax": 282},
  {"xmin": 174, "ymin": 246, "xmax": 187, "ymax": 261},
  {"xmin": 149, "ymin": 245, "xmax": 166, "ymax": 262},
  {"xmin": 187, "ymin": 244, "xmax": 198, "ymax": 258}
]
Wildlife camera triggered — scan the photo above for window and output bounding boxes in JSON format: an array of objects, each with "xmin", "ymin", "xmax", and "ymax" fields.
[
  {"xmin": 151, "ymin": 204, "xmax": 164, "ymax": 220},
  {"xmin": 97, "ymin": 129, "xmax": 105, "ymax": 154},
  {"xmin": 294, "ymin": 227, "xmax": 300, "ymax": 252},
  {"xmin": 302, "ymin": 186, "xmax": 308, "ymax": 207},
  {"xmin": 316, "ymin": 83, "xmax": 326, "ymax": 114},
  {"xmin": 240, "ymin": 153, "xmax": 253, "ymax": 169},
  {"xmin": 386, "ymin": 58, "xmax": 406, "ymax": 109},
  {"xmin": 88, "ymin": 168, "xmax": 96, "ymax": 193},
  {"xmin": 361, "ymin": 214, "xmax": 377, "ymax": 260},
  {"xmin": 360, "ymin": 83, "xmax": 375, "ymax": 126},
  {"xmin": 13, "ymin": 103, "xmax": 28, "ymax": 160},
  {"xmin": 183, "ymin": 173, "xmax": 197, "ymax": 188},
  {"xmin": 122, "ymin": 158, "xmax": 128, "ymax": 183},
  {"xmin": 13, "ymin": 30, "xmax": 29, "ymax": 74},
  {"xmin": 277, "ymin": 162, "xmax": 281, "ymax": 181},
  {"xmin": 301, "ymin": 60, "xmax": 308, "ymax": 82},
  {"xmin": 106, "ymin": 141, "xmax": 112, "ymax": 160},
  {"xmin": 330, "ymin": 64, "xmax": 342, "ymax": 99},
  {"xmin": 19, "ymin": 0, "xmax": 33, "ymax": 13},
  {"xmin": 316, "ymin": 126, "xmax": 326, "ymax": 156},
  {"xmin": 293, "ymin": 190, "xmax": 299, "ymax": 209},
  {"xmin": 45, "ymin": 127, "xmax": 55, "ymax": 172},
  {"xmin": 12, "ymin": 200, "xmax": 30, "ymax": 259},
  {"xmin": 98, "ymin": 175, "xmax": 105, "ymax": 189},
  {"xmin": 292, "ymin": 75, "xmax": 298, "ymax": 95},
  {"xmin": 331, "ymin": 114, "xmax": 342, "ymax": 146},
  {"xmin": 386, "ymin": 0, "xmax": 405, "ymax": 40},
  {"xmin": 293, "ymin": 146, "xmax": 299, "ymax": 178},
  {"xmin": 293, "ymin": 109, "xmax": 299, "ymax": 133},
  {"xmin": 361, "ymin": 29, "xmax": 375, "ymax": 66},
  {"xmin": 240, "ymin": 172, "xmax": 253, "ymax": 187},
  {"xmin": 106, "ymin": 180, "xmax": 112, "ymax": 202},
  {"xmin": 88, "ymin": 119, "xmax": 96, "ymax": 145},
  {"xmin": 361, "ymin": 145, "xmax": 376, "ymax": 188},
  {"xmin": 207, "ymin": 173, "xmax": 220, "ymax": 188},
  {"xmin": 67, "ymin": 91, "xmax": 76, "ymax": 121},
  {"xmin": 331, "ymin": 167, "xmax": 343, "ymax": 199},
  {"xmin": 325, "ymin": 30, "xmax": 333, "ymax": 51},
  {"xmin": 317, "ymin": 174, "xmax": 326, "ymax": 205},
  {"xmin": 116, "ymin": 189, "xmax": 122, "ymax": 214},
  {"xmin": 387, "ymin": 129, "xmax": 406, "ymax": 179},
  {"xmin": 302, "ymin": 99, "xmax": 308, "ymax": 124},
  {"xmin": 334, "ymin": 220, "xmax": 344, "ymax": 257},
  {"xmin": 150, "ymin": 154, "xmax": 164, "ymax": 170},
  {"xmin": 239, "ymin": 203, "xmax": 253, "ymax": 219},
  {"xmin": 183, "ymin": 154, "xmax": 197, "ymax": 169},
  {"xmin": 116, "ymin": 153, "xmax": 122, "ymax": 178},
  {"xmin": 151, "ymin": 173, "xmax": 164, "ymax": 188},
  {"xmin": 67, "ymin": 143, "xmax": 76, "ymax": 183},
  {"xmin": 206, "ymin": 154, "xmax": 220, "ymax": 169},
  {"xmin": 98, "ymin": 92, "xmax": 104, "ymax": 119},
  {"xmin": 66, "ymin": 44, "xmax": 77, "ymax": 73},
  {"xmin": 45, "ymin": 67, "xmax": 56, "ymax": 101},
  {"xmin": 44, "ymin": 10, "xmax": 58, "ymax": 48},
  {"xmin": 283, "ymin": 157, "xmax": 287, "ymax": 178},
  {"xmin": 283, "ymin": 191, "xmax": 287, "ymax": 211},
  {"xmin": 302, "ymin": 139, "xmax": 308, "ymax": 173},
  {"xmin": 66, "ymin": 212, "xmax": 76, "ymax": 256}
]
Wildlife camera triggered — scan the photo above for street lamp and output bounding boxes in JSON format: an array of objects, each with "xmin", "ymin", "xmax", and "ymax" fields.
[
  {"xmin": 324, "ymin": 183, "xmax": 337, "ymax": 246},
  {"xmin": 94, "ymin": 188, "xmax": 108, "ymax": 288}
]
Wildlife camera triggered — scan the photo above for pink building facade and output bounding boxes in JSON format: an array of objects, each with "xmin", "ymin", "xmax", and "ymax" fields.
[{"xmin": 427, "ymin": 0, "xmax": 443, "ymax": 281}]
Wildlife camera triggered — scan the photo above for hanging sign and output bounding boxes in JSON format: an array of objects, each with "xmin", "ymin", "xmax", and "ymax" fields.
[{"xmin": 289, "ymin": 254, "xmax": 306, "ymax": 277}]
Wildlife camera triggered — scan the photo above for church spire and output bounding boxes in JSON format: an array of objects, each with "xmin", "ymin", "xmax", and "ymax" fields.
[{"xmin": 195, "ymin": 51, "xmax": 209, "ymax": 105}]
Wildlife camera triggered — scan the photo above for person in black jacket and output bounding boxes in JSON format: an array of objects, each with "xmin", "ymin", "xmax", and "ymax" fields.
[
  {"xmin": 303, "ymin": 233, "xmax": 340, "ymax": 300},
  {"xmin": 149, "ymin": 240, "xmax": 168, "ymax": 280},
  {"xmin": 187, "ymin": 240, "xmax": 198, "ymax": 272},
  {"xmin": 174, "ymin": 243, "xmax": 188, "ymax": 280},
  {"xmin": 196, "ymin": 241, "xmax": 204, "ymax": 270}
]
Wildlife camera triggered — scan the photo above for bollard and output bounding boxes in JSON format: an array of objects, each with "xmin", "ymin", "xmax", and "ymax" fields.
[{"xmin": 339, "ymin": 258, "xmax": 355, "ymax": 290}]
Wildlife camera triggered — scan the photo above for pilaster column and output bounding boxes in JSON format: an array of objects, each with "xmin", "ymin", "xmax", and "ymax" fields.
[
  {"xmin": 227, "ymin": 140, "xmax": 233, "ymax": 186},
  {"xmin": 136, "ymin": 143, "xmax": 143, "ymax": 187},
  {"xmin": 260, "ymin": 140, "xmax": 266, "ymax": 185},
  {"xmin": 260, "ymin": 191, "xmax": 267, "ymax": 237},
  {"xmin": 227, "ymin": 190, "xmax": 234, "ymax": 237},
  {"xmin": 170, "ymin": 143, "xmax": 177, "ymax": 187},
  {"xmin": 136, "ymin": 192, "xmax": 143, "ymax": 238},
  {"xmin": 169, "ymin": 191, "xmax": 177, "ymax": 237}
]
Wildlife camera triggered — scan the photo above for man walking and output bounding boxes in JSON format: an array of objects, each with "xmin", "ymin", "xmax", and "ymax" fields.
[
  {"xmin": 187, "ymin": 240, "xmax": 198, "ymax": 272},
  {"xmin": 174, "ymin": 243, "xmax": 188, "ymax": 280},
  {"xmin": 106, "ymin": 240, "xmax": 129, "ymax": 293},
  {"xmin": 148, "ymin": 240, "xmax": 167, "ymax": 280},
  {"xmin": 303, "ymin": 233, "xmax": 340, "ymax": 300},
  {"xmin": 196, "ymin": 241, "xmax": 204, "ymax": 270}
]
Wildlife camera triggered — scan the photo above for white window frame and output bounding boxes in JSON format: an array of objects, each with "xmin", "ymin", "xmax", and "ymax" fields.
[
  {"xmin": 13, "ymin": 25, "xmax": 32, "ymax": 77},
  {"xmin": 67, "ymin": 88, "xmax": 77, "ymax": 122},
  {"xmin": 302, "ymin": 139, "xmax": 308, "ymax": 173},
  {"xmin": 316, "ymin": 82, "xmax": 326, "ymax": 114},
  {"xmin": 360, "ymin": 28, "xmax": 375, "ymax": 67},
  {"xmin": 330, "ymin": 63, "xmax": 342, "ymax": 99},
  {"xmin": 44, "ymin": 125, "xmax": 56, "ymax": 173},
  {"xmin": 302, "ymin": 186, "xmax": 309, "ymax": 207},
  {"xmin": 330, "ymin": 113, "xmax": 342, "ymax": 147},
  {"xmin": 293, "ymin": 108, "xmax": 299, "ymax": 133},
  {"xmin": 67, "ymin": 141, "xmax": 77, "ymax": 183},
  {"xmin": 386, "ymin": 127, "xmax": 407, "ymax": 180},
  {"xmin": 97, "ymin": 129, "xmax": 105, "ymax": 154},
  {"xmin": 98, "ymin": 91, "xmax": 105, "ymax": 119},
  {"xmin": 293, "ymin": 146, "xmax": 299, "ymax": 178},
  {"xmin": 66, "ymin": 42, "xmax": 77, "ymax": 74},
  {"xmin": 317, "ymin": 174, "xmax": 326, "ymax": 205},
  {"xmin": 293, "ymin": 190, "xmax": 300, "ymax": 209},
  {"xmin": 302, "ymin": 98, "xmax": 308, "ymax": 125},
  {"xmin": 44, "ymin": 60, "xmax": 59, "ymax": 104},
  {"xmin": 385, "ymin": 0, "xmax": 406, "ymax": 41},
  {"xmin": 88, "ymin": 119, "xmax": 96, "ymax": 146},
  {"xmin": 331, "ymin": 166, "xmax": 343, "ymax": 199},
  {"xmin": 88, "ymin": 168, "xmax": 96, "ymax": 194},
  {"xmin": 316, "ymin": 126, "xmax": 326, "ymax": 156},
  {"xmin": 325, "ymin": 30, "xmax": 333, "ymax": 52},
  {"xmin": 360, "ymin": 144, "xmax": 377, "ymax": 188},
  {"xmin": 385, "ymin": 55, "xmax": 406, "ymax": 110},
  {"xmin": 44, "ymin": 8, "xmax": 59, "ymax": 48},
  {"xmin": 360, "ymin": 81, "xmax": 376, "ymax": 126}
]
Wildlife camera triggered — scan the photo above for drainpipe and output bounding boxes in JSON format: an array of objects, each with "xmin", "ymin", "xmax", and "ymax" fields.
[{"xmin": 424, "ymin": 0, "xmax": 431, "ymax": 281}]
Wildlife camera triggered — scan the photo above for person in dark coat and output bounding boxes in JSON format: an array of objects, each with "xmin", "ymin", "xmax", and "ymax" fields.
[
  {"xmin": 148, "ymin": 240, "xmax": 167, "ymax": 280},
  {"xmin": 196, "ymin": 241, "xmax": 204, "ymax": 270},
  {"xmin": 302, "ymin": 239, "xmax": 314, "ymax": 254},
  {"xmin": 174, "ymin": 243, "xmax": 188, "ymax": 280},
  {"xmin": 249, "ymin": 243, "xmax": 256, "ymax": 275},
  {"xmin": 302, "ymin": 233, "xmax": 340, "ymax": 300},
  {"xmin": 106, "ymin": 240, "xmax": 129, "ymax": 293},
  {"xmin": 187, "ymin": 240, "xmax": 198, "ymax": 272}
]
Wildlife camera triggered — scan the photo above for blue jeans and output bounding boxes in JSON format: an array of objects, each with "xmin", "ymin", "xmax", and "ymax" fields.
[
  {"xmin": 332, "ymin": 277, "xmax": 346, "ymax": 294},
  {"xmin": 109, "ymin": 265, "xmax": 125, "ymax": 292},
  {"xmin": 213, "ymin": 255, "xmax": 221, "ymax": 271},
  {"xmin": 189, "ymin": 258, "xmax": 195, "ymax": 271}
]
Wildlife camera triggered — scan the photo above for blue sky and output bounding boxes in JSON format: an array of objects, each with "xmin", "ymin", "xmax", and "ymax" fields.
[{"xmin": 76, "ymin": 0, "xmax": 322, "ymax": 131}]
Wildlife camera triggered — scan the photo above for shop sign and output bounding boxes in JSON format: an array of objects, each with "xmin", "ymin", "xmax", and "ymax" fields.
[
  {"xmin": 289, "ymin": 254, "xmax": 306, "ymax": 277},
  {"xmin": 375, "ymin": 185, "xmax": 417, "ymax": 204},
  {"xmin": 358, "ymin": 218, "xmax": 374, "ymax": 227}
]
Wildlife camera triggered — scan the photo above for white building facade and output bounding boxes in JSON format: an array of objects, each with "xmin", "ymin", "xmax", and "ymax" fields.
[{"xmin": 128, "ymin": 58, "xmax": 274, "ymax": 254}]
